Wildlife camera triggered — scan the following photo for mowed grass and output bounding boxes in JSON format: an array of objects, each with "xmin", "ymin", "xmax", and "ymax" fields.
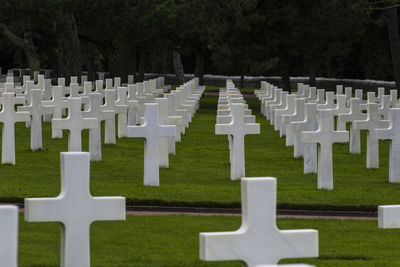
[
  {"xmin": 16, "ymin": 214, "xmax": 400, "ymax": 266},
  {"xmin": 0, "ymin": 88, "xmax": 398, "ymax": 210}
]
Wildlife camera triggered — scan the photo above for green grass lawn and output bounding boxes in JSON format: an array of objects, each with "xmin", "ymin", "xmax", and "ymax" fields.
[
  {"xmin": 17, "ymin": 214, "xmax": 400, "ymax": 266},
  {"xmin": 0, "ymin": 89, "xmax": 398, "ymax": 210}
]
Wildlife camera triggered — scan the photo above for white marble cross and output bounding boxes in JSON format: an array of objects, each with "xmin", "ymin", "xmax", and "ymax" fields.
[
  {"xmin": 42, "ymin": 86, "xmax": 68, "ymax": 138},
  {"xmin": 317, "ymin": 92, "xmax": 335, "ymax": 110},
  {"xmin": 390, "ymin": 90, "xmax": 398, "ymax": 108},
  {"xmin": 265, "ymin": 90, "xmax": 282, "ymax": 122},
  {"xmin": 25, "ymin": 152, "xmax": 125, "ymax": 267},
  {"xmin": 376, "ymin": 108, "xmax": 400, "ymax": 183},
  {"xmin": 116, "ymin": 87, "xmax": 134, "ymax": 138},
  {"xmin": 52, "ymin": 98, "xmax": 98, "ymax": 152},
  {"xmin": 282, "ymin": 98, "xmax": 305, "ymax": 155},
  {"xmin": 155, "ymin": 98, "xmax": 173, "ymax": 168},
  {"xmin": 0, "ymin": 205, "xmax": 18, "ymax": 267},
  {"xmin": 18, "ymin": 89, "xmax": 53, "ymax": 151},
  {"xmin": 354, "ymin": 103, "xmax": 389, "ymax": 168},
  {"xmin": 378, "ymin": 95, "xmax": 390, "ymax": 120},
  {"xmin": 200, "ymin": 177, "xmax": 318, "ymax": 266},
  {"xmin": 338, "ymin": 98, "xmax": 366, "ymax": 154},
  {"xmin": 302, "ymin": 109, "xmax": 349, "ymax": 190},
  {"xmin": 82, "ymin": 93, "xmax": 115, "ymax": 161},
  {"xmin": 0, "ymin": 93, "xmax": 30, "ymax": 164},
  {"xmin": 308, "ymin": 89, "xmax": 325, "ymax": 104},
  {"xmin": 379, "ymin": 204, "xmax": 400, "ymax": 228},
  {"xmin": 332, "ymin": 95, "xmax": 349, "ymax": 131},
  {"xmin": 269, "ymin": 91, "xmax": 288, "ymax": 126},
  {"xmin": 288, "ymin": 103, "xmax": 318, "ymax": 173},
  {"xmin": 264, "ymin": 89, "xmax": 282, "ymax": 119},
  {"xmin": 127, "ymin": 103, "xmax": 176, "ymax": 186},
  {"xmin": 101, "ymin": 89, "xmax": 122, "ymax": 144},
  {"xmin": 275, "ymin": 95, "xmax": 296, "ymax": 138},
  {"xmin": 127, "ymin": 84, "xmax": 139, "ymax": 126},
  {"xmin": 215, "ymin": 103, "xmax": 260, "ymax": 180}
]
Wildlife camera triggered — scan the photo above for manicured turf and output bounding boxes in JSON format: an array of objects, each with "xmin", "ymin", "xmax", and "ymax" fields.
[
  {"xmin": 0, "ymin": 88, "xmax": 398, "ymax": 210},
  {"xmin": 17, "ymin": 214, "xmax": 400, "ymax": 266}
]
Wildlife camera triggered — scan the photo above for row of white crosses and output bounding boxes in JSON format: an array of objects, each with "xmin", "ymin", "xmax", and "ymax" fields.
[
  {"xmin": 0, "ymin": 161, "xmax": 317, "ymax": 266},
  {"xmin": 0, "ymin": 75, "xmax": 205, "ymax": 266},
  {"xmin": 215, "ymin": 80, "xmax": 260, "ymax": 180},
  {"xmin": 0, "ymin": 74, "xmax": 177, "ymax": 164},
  {"xmin": 127, "ymin": 78, "xmax": 204, "ymax": 186},
  {"xmin": 256, "ymin": 81, "xmax": 400, "ymax": 190}
]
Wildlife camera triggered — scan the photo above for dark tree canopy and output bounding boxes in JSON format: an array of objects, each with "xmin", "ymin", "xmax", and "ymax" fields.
[{"xmin": 0, "ymin": 0, "xmax": 398, "ymax": 87}]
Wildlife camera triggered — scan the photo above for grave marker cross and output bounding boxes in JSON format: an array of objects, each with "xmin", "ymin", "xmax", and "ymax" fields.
[
  {"xmin": 0, "ymin": 93, "xmax": 30, "ymax": 164},
  {"xmin": 376, "ymin": 108, "xmax": 400, "ymax": 183},
  {"xmin": 354, "ymin": 103, "xmax": 389, "ymax": 168},
  {"xmin": 25, "ymin": 152, "xmax": 125, "ymax": 267},
  {"xmin": 127, "ymin": 103, "xmax": 176, "ymax": 186},
  {"xmin": 200, "ymin": 178, "xmax": 318, "ymax": 267},
  {"xmin": 215, "ymin": 103, "xmax": 260, "ymax": 180},
  {"xmin": 52, "ymin": 98, "xmax": 98, "ymax": 152},
  {"xmin": 302, "ymin": 110, "xmax": 349, "ymax": 190}
]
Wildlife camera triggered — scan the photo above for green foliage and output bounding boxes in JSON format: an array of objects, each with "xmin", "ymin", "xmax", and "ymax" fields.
[{"xmin": 1, "ymin": 0, "xmax": 394, "ymax": 80}]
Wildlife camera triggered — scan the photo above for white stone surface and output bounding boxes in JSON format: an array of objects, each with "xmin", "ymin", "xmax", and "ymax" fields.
[
  {"xmin": 265, "ymin": 90, "xmax": 282, "ymax": 121},
  {"xmin": 19, "ymin": 89, "xmax": 53, "ymax": 151},
  {"xmin": 155, "ymin": 98, "xmax": 173, "ymax": 168},
  {"xmin": 269, "ymin": 91, "xmax": 288, "ymax": 126},
  {"xmin": 52, "ymin": 98, "xmax": 98, "ymax": 152},
  {"xmin": 115, "ymin": 87, "xmax": 129, "ymax": 138},
  {"xmin": 376, "ymin": 108, "xmax": 400, "ymax": 183},
  {"xmin": 289, "ymin": 103, "xmax": 318, "ymax": 173},
  {"xmin": 378, "ymin": 95, "xmax": 390, "ymax": 120},
  {"xmin": 25, "ymin": 152, "xmax": 126, "ymax": 267},
  {"xmin": 303, "ymin": 109, "xmax": 349, "ymax": 190},
  {"xmin": 379, "ymin": 205, "xmax": 400, "ymax": 228},
  {"xmin": 390, "ymin": 90, "xmax": 398, "ymax": 108},
  {"xmin": 354, "ymin": 103, "xmax": 389, "ymax": 168},
  {"xmin": 42, "ymin": 86, "xmax": 67, "ymax": 138},
  {"xmin": 127, "ymin": 84, "xmax": 139, "ymax": 126},
  {"xmin": 83, "ymin": 93, "xmax": 115, "ymax": 161},
  {"xmin": 101, "ymin": 89, "xmax": 119, "ymax": 144},
  {"xmin": 127, "ymin": 103, "xmax": 176, "ymax": 186},
  {"xmin": 317, "ymin": 92, "xmax": 335, "ymax": 110},
  {"xmin": 0, "ymin": 205, "xmax": 18, "ymax": 267},
  {"xmin": 215, "ymin": 103, "xmax": 260, "ymax": 180},
  {"xmin": 338, "ymin": 98, "xmax": 366, "ymax": 154},
  {"xmin": 332, "ymin": 95, "xmax": 349, "ymax": 131},
  {"xmin": 0, "ymin": 93, "xmax": 30, "ymax": 164},
  {"xmin": 275, "ymin": 95, "xmax": 296, "ymax": 139},
  {"xmin": 200, "ymin": 177, "xmax": 318, "ymax": 266},
  {"xmin": 282, "ymin": 98, "xmax": 305, "ymax": 155}
]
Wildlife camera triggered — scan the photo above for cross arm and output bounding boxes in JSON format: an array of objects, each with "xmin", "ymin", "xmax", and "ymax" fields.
[
  {"xmin": 215, "ymin": 123, "xmax": 233, "ymax": 135},
  {"xmin": 91, "ymin": 197, "xmax": 126, "ymax": 222},
  {"xmin": 302, "ymin": 131, "xmax": 322, "ymax": 144},
  {"xmin": 279, "ymin": 230, "xmax": 318, "ymax": 260},
  {"xmin": 25, "ymin": 197, "xmax": 64, "ymax": 222},
  {"xmin": 244, "ymin": 123, "xmax": 260, "ymax": 135},
  {"xmin": 200, "ymin": 231, "xmax": 244, "ymax": 261}
]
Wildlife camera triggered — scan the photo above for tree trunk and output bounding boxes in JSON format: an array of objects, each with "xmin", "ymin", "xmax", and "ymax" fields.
[
  {"xmin": 56, "ymin": 11, "xmax": 82, "ymax": 82},
  {"xmin": 309, "ymin": 63, "xmax": 316, "ymax": 87},
  {"xmin": 137, "ymin": 50, "xmax": 147, "ymax": 82},
  {"xmin": 240, "ymin": 74, "xmax": 245, "ymax": 89},
  {"xmin": 172, "ymin": 50, "xmax": 185, "ymax": 84},
  {"xmin": 0, "ymin": 23, "xmax": 40, "ymax": 73},
  {"xmin": 280, "ymin": 56, "xmax": 291, "ymax": 92},
  {"xmin": 194, "ymin": 49, "xmax": 205, "ymax": 85},
  {"xmin": 385, "ymin": 6, "xmax": 400, "ymax": 91}
]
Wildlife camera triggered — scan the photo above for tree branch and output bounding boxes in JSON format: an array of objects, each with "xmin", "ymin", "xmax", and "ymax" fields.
[{"xmin": 0, "ymin": 23, "xmax": 25, "ymax": 49}]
